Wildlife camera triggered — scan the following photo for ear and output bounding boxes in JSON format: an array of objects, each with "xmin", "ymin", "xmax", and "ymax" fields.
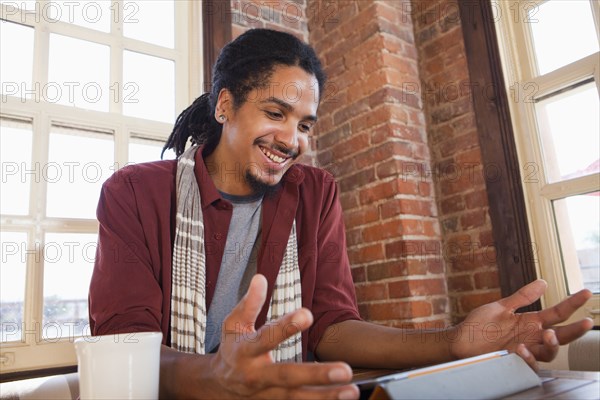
[{"xmin": 215, "ymin": 88, "xmax": 234, "ymax": 122}]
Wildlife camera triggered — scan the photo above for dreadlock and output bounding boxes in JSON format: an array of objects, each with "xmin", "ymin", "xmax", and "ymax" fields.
[{"xmin": 162, "ymin": 28, "xmax": 327, "ymax": 158}]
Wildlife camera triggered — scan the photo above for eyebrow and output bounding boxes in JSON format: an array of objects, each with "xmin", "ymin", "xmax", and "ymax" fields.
[{"xmin": 260, "ymin": 96, "xmax": 318, "ymax": 122}]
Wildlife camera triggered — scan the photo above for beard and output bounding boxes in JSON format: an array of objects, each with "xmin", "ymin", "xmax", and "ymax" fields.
[{"xmin": 245, "ymin": 169, "xmax": 281, "ymax": 198}]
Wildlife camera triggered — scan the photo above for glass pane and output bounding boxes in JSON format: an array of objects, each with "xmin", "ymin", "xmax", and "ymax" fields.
[
  {"xmin": 42, "ymin": 232, "xmax": 96, "ymax": 339},
  {"xmin": 1, "ymin": 118, "xmax": 33, "ymax": 215},
  {"xmin": 0, "ymin": 0, "xmax": 37, "ymax": 10},
  {"xmin": 48, "ymin": 0, "xmax": 111, "ymax": 32},
  {"xmin": 535, "ymin": 82, "xmax": 599, "ymax": 182},
  {"xmin": 46, "ymin": 125, "xmax": 114, "ymax": 219},
  {"xmin": 123, "ymin": 51, "xmax": 174, "ymax": 123},
  {"xmin": 553, "ymin": 193, "xmax": 600, "ymax": 294},
  {"xmin": 0, "ymin": 20, "xmax": 34, "ymax": 101},
  {"xmin": 129, "ymin": 136, "xmax": 175, "ymax": 164},
  {"xmin": 529, "ymin": 1, "xmax": 599, "ymax": 75},
  {"xmin": 48, "ymin": 34, "xmax": 110, "ymax": 112},
  {"xmin": 1, "ymin": 231, "xmax": 28, "ymax": 343},
  {"xmin": 123, "ymin": 0, "xmax": 174, "ymax": 48}
]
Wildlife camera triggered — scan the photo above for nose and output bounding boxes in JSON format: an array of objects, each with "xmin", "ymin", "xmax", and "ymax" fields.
[{"xmin": 274, "ymin": 120, "xmax": 298, "ymax": 150}]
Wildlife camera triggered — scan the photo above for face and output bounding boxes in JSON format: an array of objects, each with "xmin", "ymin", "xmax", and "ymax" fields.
[{"xmin": 207, "ymin": 65, "xmax": 319, "ymax": 196}]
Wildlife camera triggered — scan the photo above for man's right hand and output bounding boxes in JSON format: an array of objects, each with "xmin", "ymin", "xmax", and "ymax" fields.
[{"xmin": 161, "ymin": 274, "xmax": 359, "ymax": 399}]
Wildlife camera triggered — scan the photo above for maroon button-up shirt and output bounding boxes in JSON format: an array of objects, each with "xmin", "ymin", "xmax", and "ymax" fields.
[{"xmin": 89, "ymin": 148, "xmax": 360, "ymax": 358}]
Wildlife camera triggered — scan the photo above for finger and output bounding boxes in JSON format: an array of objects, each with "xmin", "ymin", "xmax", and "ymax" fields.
[
  {"xmin": 243, "ymin": 307, "xmax": 314, "ymax": 357},
  {"xmin": 553, "ymin": 318, "xmax": 594, "ymax": 345},
  {"xmin": 516, "ymin": 343, "xmax": 539, "ymax": 372},
  {"xmin": 248, "ymin": 361, "xmax": 353, "ymax": 388},
  {"xmin": 538, "ymin": 289, "xmax": 593, "ymax": 327},
  {"xmin": 498, "ymin": 280, "xmax": 547, "ymax": 311},
  {"xmin": 223, "ymin": 274, "xmax": 268, "ymax": 331},
  {"xmin": 258, "ymin": 383, "xmax": 359, "ymax": 400},
  {"xmin": 530, "ymin": 329, "xmax": 560, "ymax": 362}
]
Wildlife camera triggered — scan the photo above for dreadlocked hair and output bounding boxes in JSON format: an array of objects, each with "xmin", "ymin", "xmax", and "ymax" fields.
[
  {"xmin": 162, "ymin": 93, "xmax": 216, "ymax": 157},
  {"xmin": 162, "ymin": 28, "xmax": 327, "ymax": 158}
]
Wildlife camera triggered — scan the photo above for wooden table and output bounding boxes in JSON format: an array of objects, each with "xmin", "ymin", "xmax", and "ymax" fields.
[
  {"xmin": 505, "ymin": 370, "xmax": 599, "ymax": 399},
  {"xmin": 353, "ymin": 369, "xmax": 600, "ymax": 400}
]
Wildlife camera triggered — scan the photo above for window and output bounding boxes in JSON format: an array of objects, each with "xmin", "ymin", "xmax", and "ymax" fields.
[
  {"xmin": 0, "ymin": 0, "xmax": 198, "ymax": 372},
  {"xmin": 495, "ymin": 0, "xmax": 599, "ymax": 324}
]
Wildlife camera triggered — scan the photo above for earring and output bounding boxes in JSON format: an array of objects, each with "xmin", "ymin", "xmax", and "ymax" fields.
[{"xmin": 218, "ymin": 115, "xmax": 226, "ymax": 122}]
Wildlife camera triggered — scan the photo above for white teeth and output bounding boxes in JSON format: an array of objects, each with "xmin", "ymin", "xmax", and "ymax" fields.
[{"xmin": 260, "ymin": 147, "xmax": 285, "ymax": 163}]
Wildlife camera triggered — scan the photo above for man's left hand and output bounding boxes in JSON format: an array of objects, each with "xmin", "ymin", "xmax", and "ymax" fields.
[{"xmin": 449, "ymin": 279, "xmax": 593, "ymax": 370}]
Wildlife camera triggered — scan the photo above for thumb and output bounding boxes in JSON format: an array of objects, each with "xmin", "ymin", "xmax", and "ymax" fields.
[
  {"xmin": 223, "ymin": 274, "xmax": 268, "ymax": 331},
  {"xmin": 499, "ymin": 279, "xmax": 547, "ymax": 311}
]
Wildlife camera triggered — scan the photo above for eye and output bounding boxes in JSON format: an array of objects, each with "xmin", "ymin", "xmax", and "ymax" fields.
[
  {"xmin": 299, "ymin": 123, "xmax": 313, "ymax": 133},
  {"xmin": 266, "ymin": 110, "xmax": 283, "ymax": 119}
]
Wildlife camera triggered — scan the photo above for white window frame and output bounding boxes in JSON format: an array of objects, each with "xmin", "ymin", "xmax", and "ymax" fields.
[
  {"xmin": 0, "ymin": 0, "xmax": 202, "ymax": 373},
  {"xmin": 494, "ymin": 0, "xmax": 600, "ymax": 327}
]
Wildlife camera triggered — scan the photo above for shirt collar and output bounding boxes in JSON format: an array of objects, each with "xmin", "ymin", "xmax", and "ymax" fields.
[
  {"xmin": 193, "ymin": 146, "xmax": 222, "ymax": 210},
  {"xmin": 193, "ymin": 145, "xmax": 306, "ymax": 210}
]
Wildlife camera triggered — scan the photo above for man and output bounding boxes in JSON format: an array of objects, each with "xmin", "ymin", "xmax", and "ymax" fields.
[{"xmin": 89, "ymin": 29, "xmax": 593, "ymax": 399}]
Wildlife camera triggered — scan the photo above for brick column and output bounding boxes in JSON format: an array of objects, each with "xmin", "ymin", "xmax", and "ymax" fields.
[
  {"xmin": 231, "ymin": 0, "xmax": 309, "ymax": 41},
  {"xmin": 309, "ymin": 1, "xmax": 450, "ymax": 328},
  {"xmin": 411, "ymin": 0, "xmax": 501, "ymax": 321}
]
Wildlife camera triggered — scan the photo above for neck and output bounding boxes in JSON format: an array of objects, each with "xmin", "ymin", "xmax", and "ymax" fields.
[{"xmin": 204, "ymin": 147, "xmax": 253, "ymax": 196}]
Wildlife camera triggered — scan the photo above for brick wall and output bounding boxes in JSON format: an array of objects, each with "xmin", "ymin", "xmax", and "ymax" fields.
[
  {"xmin": 231, "ymin": 0, "xmax": 308, "ymax": 41},
  {"xmin": 226, "ymin": 0, "xmax": 501, "ymax": 324},
  {"xmin": 410, "ymin": 0, "xmax": 501, "ymax": 322},
  {"xmin": 308, "ymin": 1, "xmax": 450, "ymax": 329}
]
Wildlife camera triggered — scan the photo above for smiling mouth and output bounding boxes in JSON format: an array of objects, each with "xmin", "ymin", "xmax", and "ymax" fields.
[{"xmin": 259, "ymin": 146, "xmax": 290, "ymax": 164}]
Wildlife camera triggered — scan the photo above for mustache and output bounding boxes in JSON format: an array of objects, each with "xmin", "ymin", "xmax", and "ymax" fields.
[{"xmin": 255, "ymin": 140, "xmax": 300, "ymax": 159}]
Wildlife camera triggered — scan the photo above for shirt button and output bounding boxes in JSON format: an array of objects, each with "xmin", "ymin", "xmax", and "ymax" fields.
[{"xmin": 214, "ymin": 233, "xmax": 223, "ymax": 240}]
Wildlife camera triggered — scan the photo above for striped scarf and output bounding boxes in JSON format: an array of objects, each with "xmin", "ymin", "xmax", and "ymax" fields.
[{"xmin": 170, "ymin": 146, "xmax": 302, "ymax": 362}]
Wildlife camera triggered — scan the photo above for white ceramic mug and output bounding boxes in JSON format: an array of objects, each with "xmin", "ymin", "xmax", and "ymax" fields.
[{"xmin": 75, "ymin": 331, "xmax": 162, "ymax": 400}]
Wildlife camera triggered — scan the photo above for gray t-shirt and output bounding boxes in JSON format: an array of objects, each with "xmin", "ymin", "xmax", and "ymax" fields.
[{"xmin": 204, "ymin": 192, "xmax": 263, "ymax": 353}]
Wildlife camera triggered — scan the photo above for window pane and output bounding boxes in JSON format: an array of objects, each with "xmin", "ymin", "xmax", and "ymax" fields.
[
  {"xmin": 128, "ymin": 136, "xmax": 175, "ymax": 163},
  {"xmin": 48, "ymin": 0, "xmax": 111, "ymax": 32},
  {"xmin": 1, "ymin": 231, "xmax": 28, "ymax": 343},
  {"xmin": 0, "ymin": 20, "xmax": 34, "ymax": 101},
  {"xmin": 42, "ymin": 232, "xmax": 96, "ymax": 339},
  {"xmin": 535, "ymin": 82, "xmax": 599, "ymax": 182},
  {"xmin": 48, "ymin": 34, "xmax": 110, "ymax": 112},
  {"xmin": 0, "ymin": 0, "xmax": 37, "ymax": 10},
  {"xmin": 123, "ymin": 51, "xmax": 174, "ymax": 123},
  {"xmin": 553, "ymin": 193, "xmax": 600, "ymax": 294},
  {"xmin": 1, "ymin": 118, "xmax": 32, "ymax": 215},
  {"xmin": 529, "ymin": 1, "xmax": 599, "ymax": 75},
  {"xmin": 46, "ymin": 125, "xmax": 114, "ymax": 219},
  {"xmin": 123, "ymin": 0, "xmax": 174, "ymax": 48}
]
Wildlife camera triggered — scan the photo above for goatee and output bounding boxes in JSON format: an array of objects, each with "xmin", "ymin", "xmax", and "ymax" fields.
[{"xmin": 245, "ymin": 170, "xmax": 280, "ymax": 198}]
